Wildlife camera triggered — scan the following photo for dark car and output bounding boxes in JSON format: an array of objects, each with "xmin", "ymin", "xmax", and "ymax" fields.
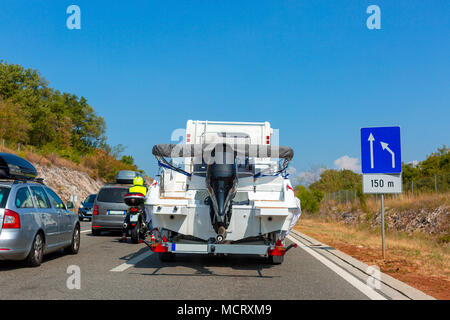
[
  {"xmin": 78, "ymin": 193, "xmax": 97, "ymax": 221},
  {"xmin": 91, "ymin": 185, "xmax": 130, "ymax": 236}
]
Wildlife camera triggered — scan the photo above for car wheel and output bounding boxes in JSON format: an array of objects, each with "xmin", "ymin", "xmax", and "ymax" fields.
[
  {"xmin": 92, "ymin": 228, "xmax": 101, "ymax": 236},
  {"xmin": 26, "ymin": 232, "xmax": 44, "ymax": 267},
  {"xmin": 65, "ymin": 225, "xmax": 80, "ymax": 254},
  {"xmin": 131, "ymin": 223, "xmax": 140, "ymax": 244}
]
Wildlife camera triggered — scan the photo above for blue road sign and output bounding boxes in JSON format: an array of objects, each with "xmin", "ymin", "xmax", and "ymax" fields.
[{"xmin": 361, "ymin": 126, "xmax": 401, "ymax": 174}]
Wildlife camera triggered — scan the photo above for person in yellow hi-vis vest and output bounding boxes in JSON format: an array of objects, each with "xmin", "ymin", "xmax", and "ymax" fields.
[
  {"xmin": 120, "ymin": 176, "xmax": 149, "ymax": 242},
  {"xmin": 129, "ymin": 176, "xmax": 147, "ymax": 196}
]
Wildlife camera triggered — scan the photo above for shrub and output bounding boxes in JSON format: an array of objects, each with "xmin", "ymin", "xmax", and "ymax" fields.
[{"xmin": 295, "ymin": 185, "xmax": 323, "ymax": 214}]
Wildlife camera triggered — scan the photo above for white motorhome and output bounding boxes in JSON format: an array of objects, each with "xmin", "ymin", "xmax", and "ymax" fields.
[{"xmin": 146, "ymin": 120, "xmax": 298, "ymax": 264}]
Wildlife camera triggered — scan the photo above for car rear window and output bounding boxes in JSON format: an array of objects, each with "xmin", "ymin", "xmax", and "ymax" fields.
[
  {"xmin": 85, "ymin": 194, "xmax": 96, "ymax": 203},
  {"xmin": 0, "ymin": 187, "xmax": 11, "ymax": 208},
  {"xmin": 97, "ymin": 188, "xmax": 128, "ymax": 203}
]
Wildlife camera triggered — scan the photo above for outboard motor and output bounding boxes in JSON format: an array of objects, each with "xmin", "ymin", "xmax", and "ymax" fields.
[{"xmin": 205, "ymin": 146, "xmax": 238, "ymax": 241}]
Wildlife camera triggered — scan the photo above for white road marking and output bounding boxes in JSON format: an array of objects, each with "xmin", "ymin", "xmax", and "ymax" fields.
[
  {"xmin": 110, "ymin": 250, "xmax": 154, "ymax": 272},
  {"xmin": 287, "ymin": 235, "xmax": 387, "ymax": 300},
  {"xmin": 81, "ymin": 230, "xmax": 90, "ymax": 234}
]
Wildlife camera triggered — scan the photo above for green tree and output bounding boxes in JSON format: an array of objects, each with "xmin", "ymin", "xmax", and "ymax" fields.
[
  {"xmin": 309, "ymin": 169, "xmax": 361, "ymax": 193},
  {"xmin": 121, "ymin": 155, "xmax": 135, "ymax": 166},
  {"xmin": 295, "ymin": 185, "xmax": 323, "ymax": 213},
  {"xmin": 0, "ymin": 61, "xmax": 106, "ymax": 160}
]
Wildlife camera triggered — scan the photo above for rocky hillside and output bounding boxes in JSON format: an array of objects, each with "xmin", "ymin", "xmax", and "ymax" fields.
[
  {"xmin": 316, "ymin": 194, "xmax": 450, "ymax": 237},
  {"xmin": 34, "ymin": 163, "xmax": 103, "ymax": 208},
  {"xmin": 336, "ymin": 205, "xmax": 449, "ymax": 236}
]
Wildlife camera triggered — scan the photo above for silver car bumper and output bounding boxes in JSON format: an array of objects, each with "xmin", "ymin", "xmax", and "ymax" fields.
[
  {"xmin": 0, "ymin": 229, "xmax": 32, "ymax": 261},
  {"xmin": 92, "ymin": 214, "xmax": 124, "ymax": 230}
]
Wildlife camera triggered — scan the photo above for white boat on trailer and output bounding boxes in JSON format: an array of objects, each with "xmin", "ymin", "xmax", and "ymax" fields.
[{"xmin": 146, "ymin": 120, "xmax": 299, "ymax": 264}]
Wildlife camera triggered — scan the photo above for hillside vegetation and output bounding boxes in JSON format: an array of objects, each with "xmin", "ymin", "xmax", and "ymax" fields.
[
  {"xmin": 296, "ymin": 146, "xmax": 450, "ymax": 216},
  {"xmin": 0, "ymin": 61, "xmax": 143, "ymax": 181}
]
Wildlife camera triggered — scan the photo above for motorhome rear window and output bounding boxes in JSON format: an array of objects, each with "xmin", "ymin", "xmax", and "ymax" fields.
[
  {"xmin": 97, "ymin": 187, "xmax": 129, "ymax": 203},
  {"xmin": 0, "ymin": 187, "xmax": 11, "ymax": 208}
]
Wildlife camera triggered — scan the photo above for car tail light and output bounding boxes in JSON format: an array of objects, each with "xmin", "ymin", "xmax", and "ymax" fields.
[
  {"xmin": 2, "ymin": 209, "xmax": 21, "ymax": 229},
  {"xmin": 93, "ymin": 205, "xmax": 99, "ymax": 215}
]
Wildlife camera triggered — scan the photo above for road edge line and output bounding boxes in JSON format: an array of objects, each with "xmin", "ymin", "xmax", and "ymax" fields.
[
  {"xmin": 287, "ymin": 235, "xmax": 387, "ymax": 300},
  {"xmin": 290, "ymin": 229, "xmax": 435, "ymax": 300}
]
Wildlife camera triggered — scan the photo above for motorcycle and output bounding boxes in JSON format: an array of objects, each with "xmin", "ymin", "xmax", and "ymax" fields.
[{"xmin": 123, "ymin": 193, "xmax": 148, "ymax": 243}]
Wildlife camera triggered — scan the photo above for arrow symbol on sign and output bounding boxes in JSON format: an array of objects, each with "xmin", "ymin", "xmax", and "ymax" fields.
[
  {"xmin": 380, "ymin": 141, "xmax": 395, "ymax": 168},
  {"xmin": 368, "ymin": 133, "xmax": 375, "ymax": 169}
]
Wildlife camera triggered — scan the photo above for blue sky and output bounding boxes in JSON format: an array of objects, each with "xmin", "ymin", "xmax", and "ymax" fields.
[{"xmin": 1, "ymin": 1, "xmax": 448, "ymax": 178}]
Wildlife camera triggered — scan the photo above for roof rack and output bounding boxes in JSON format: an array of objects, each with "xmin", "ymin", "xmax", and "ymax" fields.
[
  {"xmin": 13, "ymin": 177, "xmax": 45, "ymax": 185},
  {"xmin": 0, "ymin": 177, "xmax": 45, "ymax": 185}
]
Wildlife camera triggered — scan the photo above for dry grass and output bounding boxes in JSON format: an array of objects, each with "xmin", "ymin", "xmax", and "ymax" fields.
[
  {"xmin": 294, "ymin": 216, "xmax": 450, "ymax": 299},
  {"xmin": 324, "ymin": 192, "xmax": 450, "ymax": 216},
  {"xmin": 367, "ymin": 192, "xmax": 450, "ymax": 213}
]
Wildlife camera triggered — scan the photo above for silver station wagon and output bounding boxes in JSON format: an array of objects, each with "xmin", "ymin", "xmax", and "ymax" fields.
[{"xmin": 0, "ymin": 153, "xmax": 80, "ymax": 267}]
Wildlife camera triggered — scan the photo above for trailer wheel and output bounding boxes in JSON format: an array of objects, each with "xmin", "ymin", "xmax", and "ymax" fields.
[
  {"xmin": 269, "ymin": 255, "xmax": 284, "ymax": 265},
  {"xmin": 159, "ymin": 252, "xmax": 176, "ymax": 262}
]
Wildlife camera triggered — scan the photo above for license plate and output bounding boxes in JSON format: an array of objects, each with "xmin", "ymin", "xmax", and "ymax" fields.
[
  {"xmin": 108, "ymin": 210, "xmax": 126, "ymax": 215},
  {"xmin": 130, "ymin": 214, "xmax": 138, "ymax": 222}
]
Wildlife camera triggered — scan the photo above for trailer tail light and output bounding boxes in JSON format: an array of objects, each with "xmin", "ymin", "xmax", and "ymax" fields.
[
  {"xmin": 150, "ymin": 235, "xmax": 169, "ymax": 252},
  {"xmin": 93, "ymin": 205, "xmax": 99, "ymax": 215},
  {"xmin": 150, "ymin": 242, "xmax": 168, "ymax": 253},
  {"xmin": 2, "ymin": 209, "xmax": 21, "ymax": 229},
  {"xmin": 268, "ymin": 239, "xmax": 286, "ymax": 256}
]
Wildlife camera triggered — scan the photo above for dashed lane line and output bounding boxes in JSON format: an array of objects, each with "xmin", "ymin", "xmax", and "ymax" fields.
[{"xmin": 110, "ymin": 250, "xmax": 154, "ymax": 272}]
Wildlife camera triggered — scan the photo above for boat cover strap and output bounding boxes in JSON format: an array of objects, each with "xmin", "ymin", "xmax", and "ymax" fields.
[{"xmin": 152, "ymin": 144, "xmax": 294, "ymax": 161}]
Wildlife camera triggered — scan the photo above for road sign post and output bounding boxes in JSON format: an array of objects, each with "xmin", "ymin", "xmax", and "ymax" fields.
[
  {"xmin": 361, "ymin": 126, "xmax": 402, "ymax": 260},
  {"xmin": 381, "ymin": 194, "xmax": 385, "ymax": 259}
]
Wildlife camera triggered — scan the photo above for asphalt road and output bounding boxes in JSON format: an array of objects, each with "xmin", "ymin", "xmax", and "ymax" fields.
[{"xmin": 0, "ymin": 221, "xmax": 382, "ymax": 300}]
